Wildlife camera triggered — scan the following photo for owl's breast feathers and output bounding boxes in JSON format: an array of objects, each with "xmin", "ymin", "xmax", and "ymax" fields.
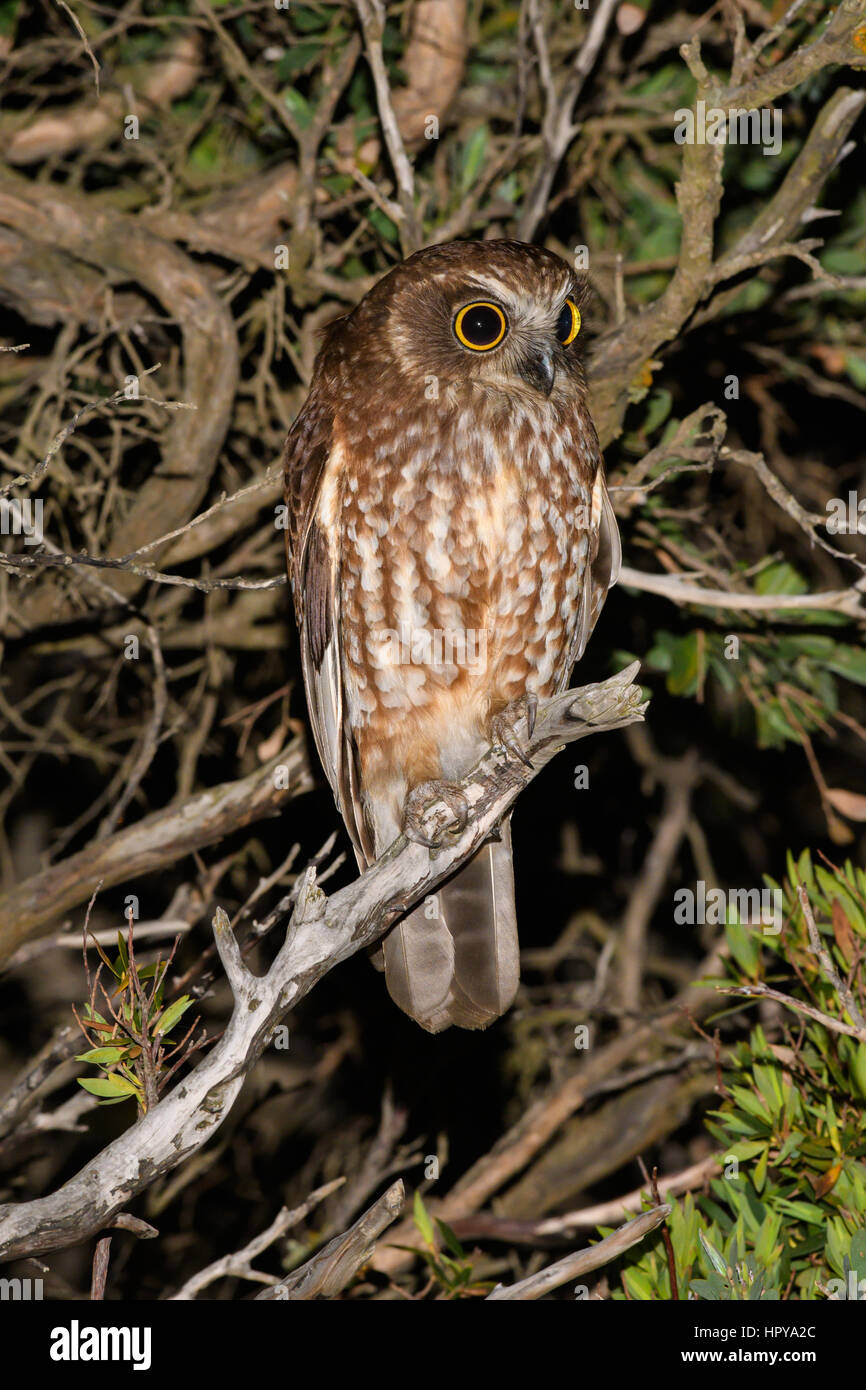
[{"xmin": 284, "ymin": 376, "xmax": 618, "ymax": 859}]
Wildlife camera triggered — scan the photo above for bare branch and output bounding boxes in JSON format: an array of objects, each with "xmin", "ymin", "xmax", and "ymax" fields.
[
  {"xmin": 353, "ymin": 0, "xmax": 423, "ymax": 253},
  {"xmin": 0, "ymin": 740, "xmax": 314, "ymax": 967},
  {"xmin": 0, "ymin": 666, "xmax": 644, "ymax": 1260},
  {"xmin": 256, "ymin": 1181, "xmax": 405, "ymax": 1300},
  {"xmin": 486, "ymin": 1204, "xmax": 671, "ymax": 1300},
  {"xmin": 618, "ymin": 567, "xmax": 865, "ymax": 619},
  {"xmin": 171, "ymin": 1178, "xmax": 346, "ymax": 1300}
]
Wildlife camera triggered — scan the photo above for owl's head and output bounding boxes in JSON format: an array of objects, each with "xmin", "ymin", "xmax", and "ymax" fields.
[{"xmin": 328, "ymin": 240, "xmax": 590, "ymax": 406}]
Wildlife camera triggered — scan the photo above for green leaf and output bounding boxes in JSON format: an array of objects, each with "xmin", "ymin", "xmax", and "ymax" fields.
[
  {"xmin": 849, "ymin": 1228, "xmax": 866, "ymax": 1275},
  {"xmin": 75, "ymin": 1046, "xmax": 126, "ymax": 1065},
  {"xmin": 435, "ymin": 1219, "xmax": 466, "ymax": 1260},
  {"xmin": 843, "ymin": 354, "xmax": 866, "ymax": 390},
  {"xmin": 644, "ymin": 388, "xmax": 673, "ymax": 435},
  {"xmin": 754, "ymin": 563, "xmax": 808, "ymax": 597},
  {"xmin": 78, "ymin": 1075, "xmax": 140, "ymax": 1099},
  {"xmin": 667, "ymin": 633, "xmax": 699, "ymax": 696},
  {"xmin": 290, "ymin": 5, "xmax": 331, "ymax": 31},
  {"xmin": 368, "ymin": 206, "xmax": 399, "ymax": 243},
  {"xmin": 849, "ymin": 1043, "xmax": 866, "ymax": 1100},
  {"xmin": 282, "ymin": 88, "xmax": 313, "ymax": 129},
  {"xmin": 277, "ymin": 43, "xmax": 323, "ymax": 78},
  {"xmin": 725, "ymin": 918, "xmax": 760, "ymax": 978},
  {"xmin": 773, "ymin": 1199, "xmax": 826, "ymax": 1225},
  {"xmin": 413, "ymin": 1191, "xmax": 435, "ymax": 1247},
  {"xmin": 753, "ymin": 1145, "xmax": 769, "ymax": 1194},
  {"xmin": 689, "ymin": 1276, "xmax": 724, "ymax": 1300},
  {"xmin": 826, "ymin": 644, "xmax": 866, "ymax": 688},
  {"xmin": 699, "ymin": 1231, "xmax": 729, "ymax": 1276},
  {"xmin": 153, "ymin": 994, "xmax": 193, "ymax": 1038},
  {"xmin": 459, "ymin": 125, "xmax": 489, "ymax": 197},
  {"xmin": 622, "ymin": 1266, "xmax": 656, "ymax": 1300},
  {"xmin": 724, "ymin": 1140, "xmax": 767, "ymax": 1161},
  {"xmin": 0, "ymin": 1, "xmax": 22, "ymax": 38}
]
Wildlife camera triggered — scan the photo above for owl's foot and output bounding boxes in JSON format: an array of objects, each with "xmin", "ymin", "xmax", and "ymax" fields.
[
  {"xmin": 403, "ymin": 780, "xmax": 469, "ymax": 850},
  {"xmin": 488, "ymin": 693, "xmax": 538, "ymax": 768}
]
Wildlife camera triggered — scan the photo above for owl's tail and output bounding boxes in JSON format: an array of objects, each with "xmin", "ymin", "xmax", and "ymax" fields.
[{"xmin": 381, "ymin": 818, "xmax": 520, "ymax": 1032}]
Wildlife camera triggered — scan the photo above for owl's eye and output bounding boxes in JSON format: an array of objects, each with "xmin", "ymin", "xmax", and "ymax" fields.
[
  {"xmin": 556, "ymin": 299, "xmax": 581, "ymax": 346},
  {"xmin": 453, "ymin": 302, "xmax": 508, "ymax": 351}
]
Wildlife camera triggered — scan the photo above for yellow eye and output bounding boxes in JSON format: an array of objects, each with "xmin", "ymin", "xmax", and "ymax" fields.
[
  {"xmin": 453, "ymin": 301, "xmax": 508, "ymax": 351},
  {"xmin": 556, "ymin": 298, "xmax": 581, "ymax": 346}
]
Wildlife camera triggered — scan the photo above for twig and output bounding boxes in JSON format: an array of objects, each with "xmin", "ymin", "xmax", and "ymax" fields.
[
  {"xmin": 54, "ymin": 0, "xmax": 101, "ymax": 94},
  {"xmin": 517, "ymin": 0, "xmax": 620, "ymax": 241},
  {"xmin": 797, "ymin": 883, "xmax": 866, "ymax": 1032},
  {"xmin": 170, "ymin": 1178, "xmax": 346, "ymax": 1299},
  {"xmin": 89, "ymin": 1237, "xmax": 111, "ymax": 1300},
  {"xmin": 618, "ymin": 751, "xmax": 699, "ymax": 1012},
  {"xmin": 485, "ymin": 1205, "xmax": 671, "ymax": 1300},
  {"xmin": 0, "ymin": 365, "xmax": 190, "ymax": 499},
  {"xmin": 353, "ymin": 0, "xmax": 422, "ymax": 253},
  {"xmin": 715, "ymin": 982, "xmax": 866, "ymax": 1044},
  {"xmin": 97, "ymin": 625, "xmax": 168, "ymax": 838},
  {"xmin": 0, "ymin": 739, "xmax": 314, "ymax": 966},
  {"xmin": 531, "ymin": 1156, "xmax": 719, "ymax": 1235},
  {"xmin": 256, "ymin": 1181, "xmax": 405, "ymax": 1300},
  {"xmin": 0, "ymin": 550, "xmax": 287, "ymax": 594},
  {"xmin": 639, "ymin": 1159, "xmax": 679, "ymax": 1299},
  {"xmin": 618, "ymin": 566, "xmax": 865, "ymax": 618}
]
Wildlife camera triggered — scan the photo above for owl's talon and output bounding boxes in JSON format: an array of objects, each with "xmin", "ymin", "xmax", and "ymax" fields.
[
  {"xmin": 403, "ymin": 780, "xmax": 469, "ymax": 849},
  {"xmin": 489, "ymin": 694, "xmax": 538, "ymax": 768},
  {"xmin": 525, "ymin": 693, "xmax": 538, "ymax": 739}
]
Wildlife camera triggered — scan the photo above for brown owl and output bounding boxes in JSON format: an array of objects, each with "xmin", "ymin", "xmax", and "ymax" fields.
[{"xmin": 283, "ymin": 240, "xmax": 620, "ymax": 1033}]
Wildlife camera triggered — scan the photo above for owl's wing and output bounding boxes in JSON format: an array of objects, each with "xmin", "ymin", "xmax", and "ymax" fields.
[
  {"xmin": 569, "ymin": 463, "xmax": 621, "ymax": 668},
  {"xmin": 283, "ymin": 395, "xmax": 371, "ymax": 862}
]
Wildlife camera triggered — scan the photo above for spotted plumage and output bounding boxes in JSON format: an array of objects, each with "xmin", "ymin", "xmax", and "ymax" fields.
[{"xmin": 284, "ymin": 240, "xmax": 620, "ymax": 1032}]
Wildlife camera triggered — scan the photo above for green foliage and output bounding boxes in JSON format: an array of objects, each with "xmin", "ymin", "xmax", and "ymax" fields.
[
  {"xmin": 404, "ymin": 1192, "xmax": 493, "ymax": 1299},
  {"xmin": 645, "ymin": 618, "xmax": 865, "ymax": 751},
  {"xmin": 75, "ymin": 929, "xmax": 195, "ymax": 1111},
  {"xmin": 607, "ymin": 854, "xmax": 866, "ymax": 1300}
]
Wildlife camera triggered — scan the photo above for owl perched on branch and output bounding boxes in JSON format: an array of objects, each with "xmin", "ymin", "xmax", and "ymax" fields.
[{"xmin": 283, "ymin": 240, "xmax": 620, "ymax": 1032}]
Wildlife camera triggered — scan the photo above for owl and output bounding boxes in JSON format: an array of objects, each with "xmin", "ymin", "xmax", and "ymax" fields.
[{"xmin": 283, "ymin": 240, "xmax": 620, "ymax": 1032}]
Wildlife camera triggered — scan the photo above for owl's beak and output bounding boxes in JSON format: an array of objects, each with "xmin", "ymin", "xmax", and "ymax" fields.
[{"xmin": 520, "ymin": 344, "xmax": 556, "ymax": 397}]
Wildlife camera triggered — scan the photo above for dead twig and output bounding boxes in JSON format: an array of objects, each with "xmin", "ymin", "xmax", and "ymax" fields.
[{"xmin": 485, "ymin": 1205, "xmax": 671, "ymax": 1300}]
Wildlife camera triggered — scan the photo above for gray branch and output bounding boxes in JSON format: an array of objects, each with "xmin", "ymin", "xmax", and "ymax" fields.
[
  {"xmin": 486, "ymin": 1204, "xmax": 671, "ymax": 1300},
  {"xmin": 255, "ymin": 1180, "xmax": 405, "ymax": 1300},
  {"xmin": 0, "ymin": 664, "xmax": 645, "ymax": 1264}
]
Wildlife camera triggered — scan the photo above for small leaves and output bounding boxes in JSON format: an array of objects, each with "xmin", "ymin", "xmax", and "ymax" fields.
[
  {"xmin": 153, "ymin": 994, "xmax": 193, "ymax": 1038},
  {"xmin": 75, "ymin": 920, "xmax": 199, "ymax": 1111},
  {"xmin": 409, "ymin": 1192, "xmax": 491, "ymax": 1298},
  {"xmin": 458, "ymin": 125, "xmax": 489, "ymax": 197},
  {"xmin": 412, "ymin": 1190, "xmax": 435, "ymax": 1247},
  {"xmin": 699, "ymin": 1230, "xmax": 728, "ymax": 1276},
  {"xmin": 78, "ymin": 1075, "xmax": 141, "ymax": 1099},
  {"xmin": 75, "ymin": 1046, "xmax": 127, "ymax": 1065},
  {"xmin": 613, "ymin": 858, "xmax": 866, "ymax": 1300}
]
